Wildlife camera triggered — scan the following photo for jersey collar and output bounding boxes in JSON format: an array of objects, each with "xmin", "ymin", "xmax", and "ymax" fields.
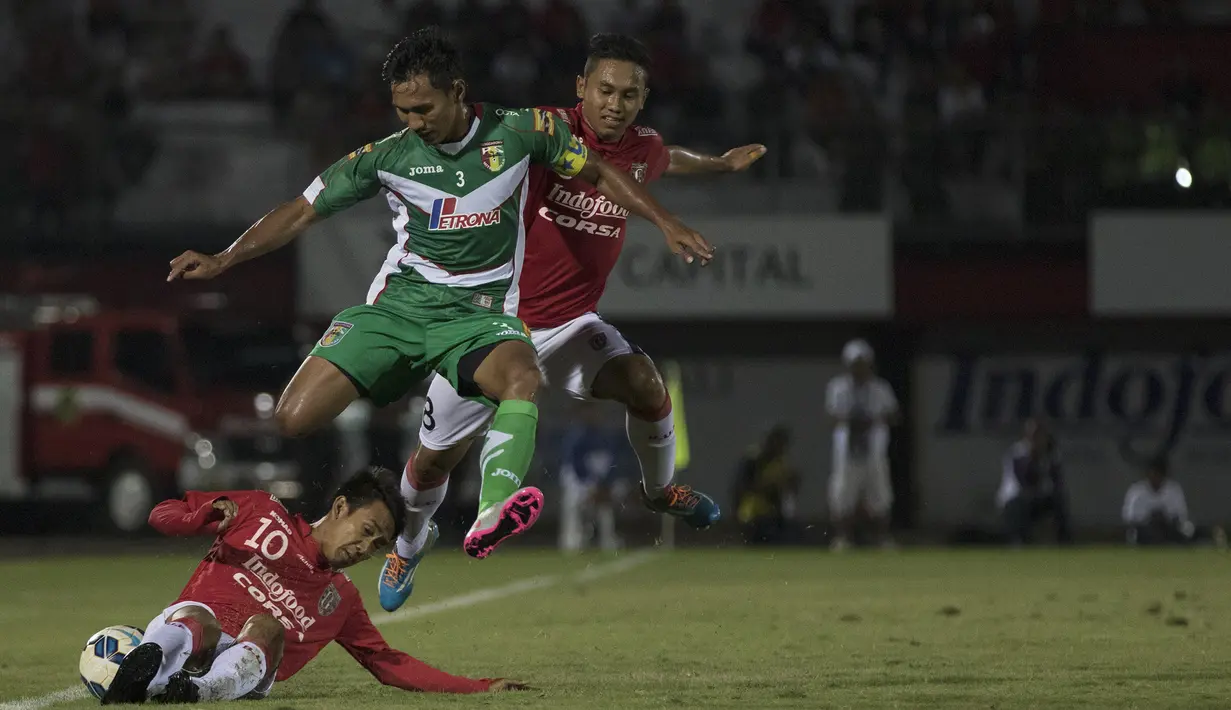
[
  {"xmin": 436, "ymin": 104, "xmax": 481, "ymax": 155},
  {"xmin": 297, "ymin": 514, "xmax": 331, "ymax": 570}
]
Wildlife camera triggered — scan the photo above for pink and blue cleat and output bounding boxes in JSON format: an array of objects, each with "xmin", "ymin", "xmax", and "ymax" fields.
[{"xmin": 463, "ymin": 487, "xmax": 544, "ymax": 559}]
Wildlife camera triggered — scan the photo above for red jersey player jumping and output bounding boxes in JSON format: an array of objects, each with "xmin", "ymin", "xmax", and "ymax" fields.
[
  {"xmin": 102, "ymin": 467, "xmax": 523, "ymax": 704},
  {"xmin": 378, "ymin": 34, "xmax": 766, "ymax": 610}
]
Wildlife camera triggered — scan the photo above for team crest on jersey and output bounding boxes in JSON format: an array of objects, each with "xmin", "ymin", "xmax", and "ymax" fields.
[
  {"xmin": 345, "ymin": 143, "xmax": 373, "ymax": 161},
  {"xmin": 630, "ymin": 163, "xmax": 647, "ymax": 183},
  {"xmin": 319, "ymin": 321, "xmax": 352, "ymax": 347},
  {"xmin": 532, "ymin": 108, "xmax": 556, "ymax": 136},
  {"xmin": 318, "ymin": 583, "xmax": 341, "ymax": 616},
  {"xmin": 480, "ymin": 140, "xmax": 505, "ymax": 172}
]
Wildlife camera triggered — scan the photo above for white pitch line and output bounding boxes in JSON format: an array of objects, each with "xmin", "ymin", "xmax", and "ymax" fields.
[
  {"xmin": 375, "ymin": 574, "xmax": 559, "ymax": 625},
  {"xmin": 376, "ymin": 549, "xmax": 656, "ymax": 625},
  {"xmin": 0, "ymin": 551, "xmax": 657, "ymax": 710},
  {"xmin": 0, "ymin": 687, "xmax": 88, "ymax": 710}
]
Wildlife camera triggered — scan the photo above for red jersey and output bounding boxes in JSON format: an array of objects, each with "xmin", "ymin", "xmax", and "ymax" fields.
[
  {"xmin": 148, "ymin": 491, "xmax": 490, "ymax": 693},
  {"xmin": 516, "ymin": 104, "xmax": 670, "ymax": 329}
]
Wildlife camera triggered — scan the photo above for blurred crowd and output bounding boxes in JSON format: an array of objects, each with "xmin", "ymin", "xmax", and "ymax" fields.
[{"xmin": 2, "ymin": 0, "xmax": 1230, "ymax": 238}]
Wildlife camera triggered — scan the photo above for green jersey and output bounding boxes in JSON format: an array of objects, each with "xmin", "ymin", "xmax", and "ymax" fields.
[{"xmin": 302, "ymin": 104, "xmax": 589, "ymax": 315}]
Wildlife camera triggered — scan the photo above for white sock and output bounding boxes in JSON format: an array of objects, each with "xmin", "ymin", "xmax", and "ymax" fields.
[
  {"xmin": 596, "ymin": 502, "xmax": 618, "ymax": 551},
  {"xmin": 395, "ymin": 458, "xmax": 449, "ymax": 559},
  {"xmin": 142, "ymin": 621, "xmax": 198, "ymax": 696},
  {"xmin": 558, "ymin": 476, "xmax": 586, "ymax": 552},
  {"xmin": 626, "ymin": 409, "xmax": 676, "ymax": 494},
  {"xmin": 193, "ymin": 641, "xmax": 267, "ymax": 701}
]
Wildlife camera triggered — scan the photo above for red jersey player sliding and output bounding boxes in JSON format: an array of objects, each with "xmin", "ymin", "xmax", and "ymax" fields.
[
  {"xmin": 378, "ymin": 34, "xmax": 766, "ymax": 610},
  {"xmin": 101, "ymin": 467, "xmax": 522, "ymax": 704}
]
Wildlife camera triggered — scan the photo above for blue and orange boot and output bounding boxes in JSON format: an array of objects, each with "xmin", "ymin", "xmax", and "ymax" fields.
[
  {"xmin": 377, "ymin": 520, "xmax": 439, "ymax": 612},
  {"xmin": 641, "ymin": 483, "xmax": 721, "ymax": 529}
]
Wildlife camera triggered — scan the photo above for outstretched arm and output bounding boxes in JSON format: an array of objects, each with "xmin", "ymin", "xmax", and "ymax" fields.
[
  {"xmin": 574, "ymin": 154, "xmax": 713, "ymax": 265},
  {"xmin": 665, "ymin": 144, "xmax": 767, "ymax": 176},
  {"xmin": 168, "ymin": 198, "xmax": 319, "ymax": 281},
  {"xmin": 168, "ymin": 137, "xmax": 391, "ymax": 281},
  {"xmin": 336, "ymin": 604, "xmax": 524, "ymax": 693},
  {"xmin": 148, "ymin": 492, "xmax": 239, "ymax": 536}
]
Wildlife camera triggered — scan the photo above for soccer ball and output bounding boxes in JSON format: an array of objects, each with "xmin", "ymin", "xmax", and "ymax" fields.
[{"xmin": 79, "ymin": 625, "xmax": 144, "ymax": 699}]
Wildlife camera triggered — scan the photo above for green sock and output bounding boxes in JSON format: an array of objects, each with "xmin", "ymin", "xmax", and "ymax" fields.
[{"xmin": 477, "ymin": 400, "xmax": 539, "ymax": 513}]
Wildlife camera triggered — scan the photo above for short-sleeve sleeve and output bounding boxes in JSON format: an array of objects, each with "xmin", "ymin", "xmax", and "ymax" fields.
[
  {"xmin": 645, "ymin": 131, "xmax": 670, "ymax": 182},
  {"xmin": 303, "ymin": 139, "xmax": 391, "ymax": 217},
  {"xmin": 505, "ymin": 108, "xmax": 588, "ymax": 178}
]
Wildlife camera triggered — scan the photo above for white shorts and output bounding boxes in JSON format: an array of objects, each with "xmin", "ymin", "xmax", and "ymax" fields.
[
  {"xmin": 419, "ymin": 312, "xmax": 635, "ymax": 450},
  {"xmin": 828, "ymin": 457, "xmax": 893, "ymax": 518},
  {"xmin": 144, "ymin": 601, "xmax": 276, "ymax": 699}
]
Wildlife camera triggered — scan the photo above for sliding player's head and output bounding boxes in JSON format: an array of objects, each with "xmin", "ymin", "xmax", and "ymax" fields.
[
  {"xmin": 383, "ymin": 27, "xmax": 468, "ymax": 146},
  {"xmin": 577, "ymin": 33, "xmax": 651, "ymax": 142},
  {"xmin": 314, "ymin": 466, "xmax": 406, "ymax": 569}
]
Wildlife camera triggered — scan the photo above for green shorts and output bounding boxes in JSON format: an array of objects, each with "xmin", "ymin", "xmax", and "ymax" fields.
[{"xmin": 309, "ymin": 304, "xmax": 533, "ymax": 407}]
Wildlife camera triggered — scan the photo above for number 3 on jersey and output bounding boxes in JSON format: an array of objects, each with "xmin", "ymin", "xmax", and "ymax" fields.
[
  {"xmin": 455, "ymin": 170, "xmax": 465, "ymax": 187},
  {"xmin": 243, "ymin": 517, "xmax": 289, "ymax": 560}
]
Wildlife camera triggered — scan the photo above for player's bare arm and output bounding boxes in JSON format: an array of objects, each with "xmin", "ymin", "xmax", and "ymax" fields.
[
  {"xmin": 665, "ymin": 144, "xmax": 767, "ymax": 175},
  {"xmin": 167, "ymin": 196, "xmax": 320, "ymax": 281},
  {"xmin": 574, "ymin": 153, "xmax": 714, "ymax": 265}
]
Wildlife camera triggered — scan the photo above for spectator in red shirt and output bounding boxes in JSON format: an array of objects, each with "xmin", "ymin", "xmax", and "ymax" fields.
[{"xmin": 101, "ymin": 467, "xmax": 524, "ymax": 704}]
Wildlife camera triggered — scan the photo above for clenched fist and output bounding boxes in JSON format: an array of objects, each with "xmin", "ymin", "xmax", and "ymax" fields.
[{"xmin": 168, "ymin": 251, "xmax": 228, "ymax": 281}]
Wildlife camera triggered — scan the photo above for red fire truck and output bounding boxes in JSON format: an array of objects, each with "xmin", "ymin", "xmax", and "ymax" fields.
[{"xmin": 0, "ymin": 296, "xmax": 312, "ymax": 532}]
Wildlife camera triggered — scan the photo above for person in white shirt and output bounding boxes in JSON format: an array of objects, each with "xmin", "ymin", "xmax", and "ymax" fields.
[
  {"xmin": 1122, "ymin": 457, "xmax": 1194, "ymax": 546},
  {"xmin": 825, "ymin": 339, "xmax": 899, "ymax": 550}
]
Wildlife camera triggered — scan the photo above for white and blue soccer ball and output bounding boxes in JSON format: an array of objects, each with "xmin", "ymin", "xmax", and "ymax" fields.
[{"xmin": 79, "ymin": 625, "xmax": 144, "ymax": 699}]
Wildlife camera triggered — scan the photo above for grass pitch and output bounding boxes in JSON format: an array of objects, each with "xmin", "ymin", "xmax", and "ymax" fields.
[{"xmin": 2, "ymin": 547, "xmax": 1229, "ymax": 709}]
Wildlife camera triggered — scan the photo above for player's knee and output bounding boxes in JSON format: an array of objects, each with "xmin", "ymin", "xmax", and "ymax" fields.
[
  {"xmin": 273, "ymin": 395, "xmax": 327, "ymax": 438},
  {"xmin": 273, "ymin": 400, "xmax": 311, "ymax": 438},
  {"xmin": 273, "ymin": 358, "xmax": 359, "ymax": 437},
  {"xmin": 618, "ymin": 358, "xmax": 668, "ymax": 418},
  {"xmin": 472, "ymin": 341, "xmax": 542, "ymax": 402},
  {"xmin": 168, "ymin": 606, "xmax": 223, "ymax": 649},
  {"xmin": 411, "ymin": 446, "xmax": 452, "ymax": 489},
  {"xmin": 497, "ymin": 360, "xmax": 543, "ymax": 402},
  {"xmin": 239, "ymin": 613, "xmax": 285, "ymax": 650}
]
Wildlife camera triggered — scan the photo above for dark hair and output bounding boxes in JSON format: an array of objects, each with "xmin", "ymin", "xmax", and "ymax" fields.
[
  {"xmin": 381, "ymin": 26, "xmax": 464, "ymax": 90},
  {"xmin": 330, "ymin": 466, "xmax": 406, "ymax": 535},
  {"xmin": 1147, "ymin": 455, "xmax": 1170, "ymax": 476},
  {"xmin": 584, "ymin": 33, "xmax": 652, "ymax": 78}
]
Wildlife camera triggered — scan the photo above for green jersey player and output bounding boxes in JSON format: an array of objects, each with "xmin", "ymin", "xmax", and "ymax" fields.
[{"xmin": 167, "ymin": 28, "xmax": 713, "ymax": 559}]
